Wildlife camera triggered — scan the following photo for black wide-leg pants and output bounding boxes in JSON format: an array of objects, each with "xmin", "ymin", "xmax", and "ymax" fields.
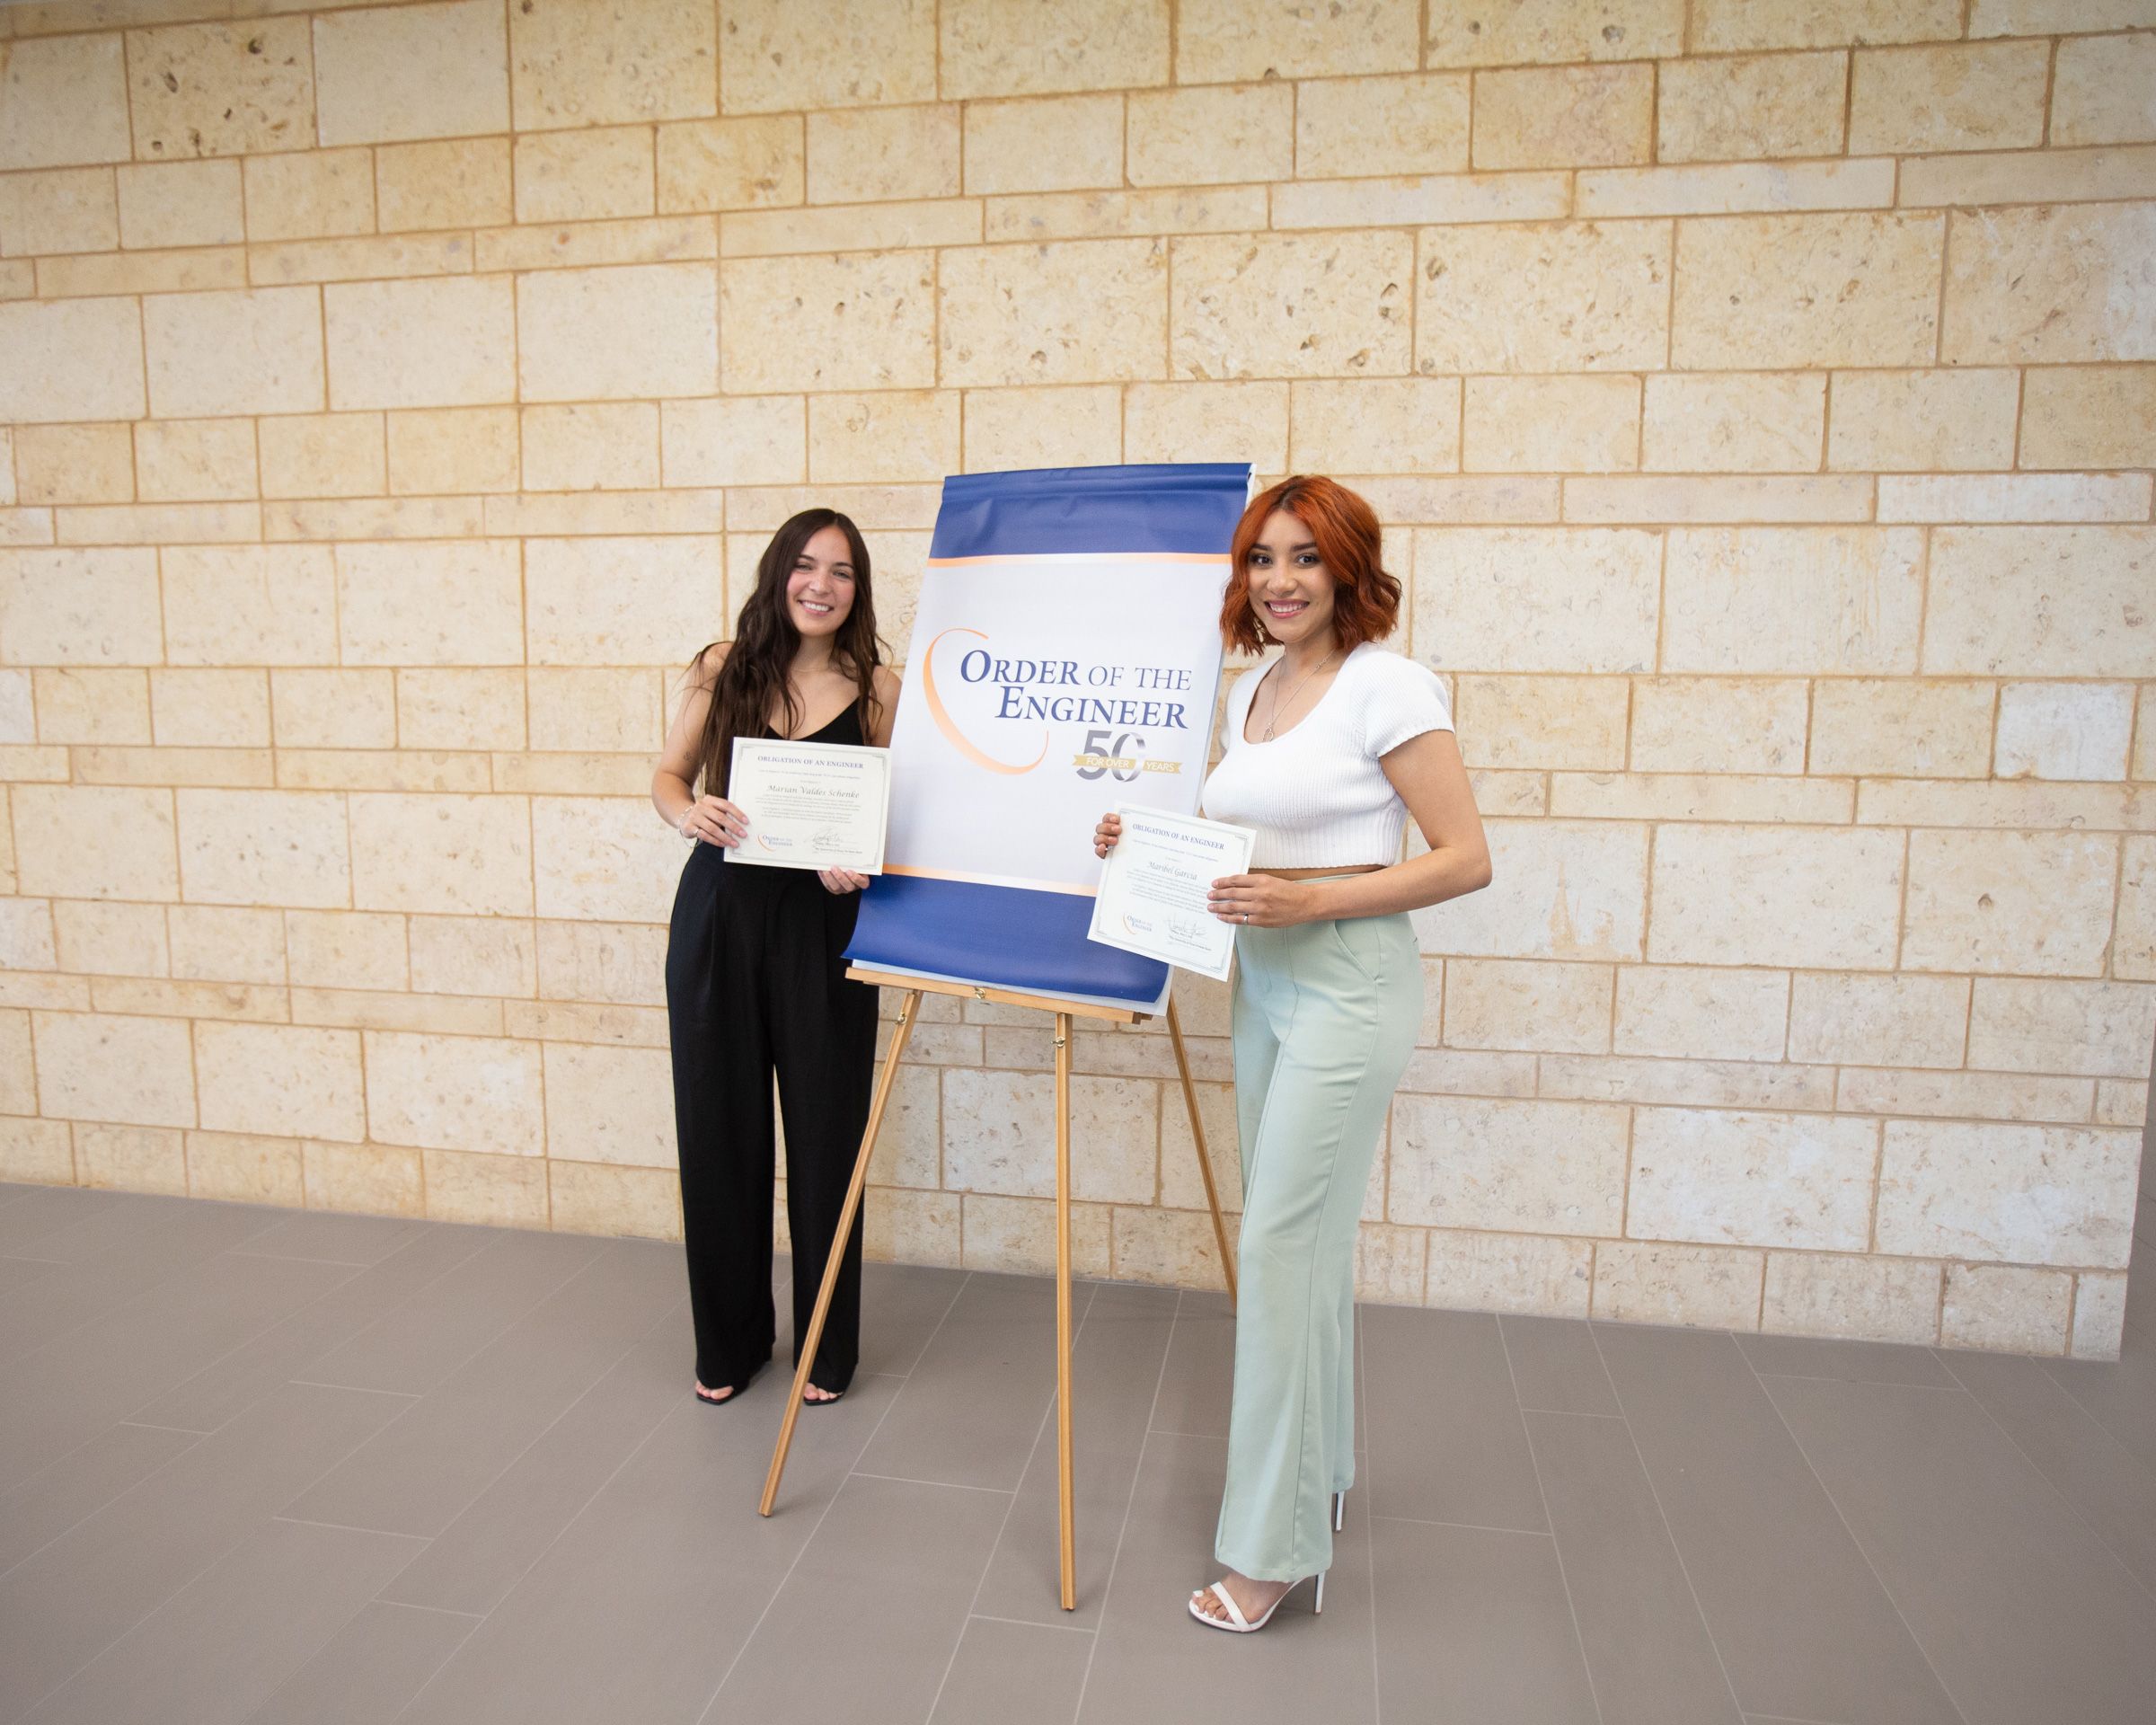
[{"xmin": 665, "ymin": 840, "xmax": 879, "ymax": 1396}]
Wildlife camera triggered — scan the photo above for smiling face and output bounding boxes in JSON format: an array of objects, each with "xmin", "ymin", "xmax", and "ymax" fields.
[
  {"xmin": 784, "ymin": 524, "xmax": 858, "ymax": 639},
  {"xmin": 1243, "ymin": 508, "xmax": 1339, "ymax": 651}
]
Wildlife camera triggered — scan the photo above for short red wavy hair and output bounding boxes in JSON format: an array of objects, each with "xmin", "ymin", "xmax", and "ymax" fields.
[{"xmin": 1220, "ymin": 475, "xmax": 1401, "ymax": 654}]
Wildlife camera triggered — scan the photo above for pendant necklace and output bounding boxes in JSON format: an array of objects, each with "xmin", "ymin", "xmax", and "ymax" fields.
[{"xmin": 1260, "ymin": 646, "xmax": 1340, "ymax": 741}]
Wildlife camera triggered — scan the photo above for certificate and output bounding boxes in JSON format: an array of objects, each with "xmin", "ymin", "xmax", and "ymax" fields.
[
  {"xmin": 725, "ymin": 738, "xmax": 891, "ymax": 873},
  {"xmin": 1085, "ymin": 804, "xmax": 1254, "ymax": 982}
]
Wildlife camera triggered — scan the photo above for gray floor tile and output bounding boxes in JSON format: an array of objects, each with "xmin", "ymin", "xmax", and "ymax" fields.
[
  {"xmin": 23, "ymin": 1516, "xmax": 425, "ymax": 1725},
  {"xmin": 1524, "ymin": 1408, "xmax": 1742, "ymax": 1725},
  {"xmin": 0, "ymin": 1382, "xmax": 411, "ymax": 1720},
  {"xmin": 236, "ymin": 1210, "xmax": 429, "ymax": 1266},
  {"xmin": 285, "ymin": 1241, "xmax": 682, "ymax": 1537},
  {"xmin": 1594, "ymin": 1322, "xmax": 1961, "ymax": 1725},
  {"xmin": 381, "ymin": 1298, "xmax": 694, "ymax": 1614},
  {"xmin": 301, "ymin": 1229, "xmax": 603, "ymax": 1396},
  {"xmin": 2045, "ymin": 1346, "xmax": 2156, "ymax": 1477},
  {"xmin": 0, "ymin": 1421, "xmax": 199, "ymax": 1577},
  {"xmin": 244, "ymin": 1602, "xmax": 477, "ymax": 1725},
  {"xmin": 1768, "ymin": 1372, "xmax": 2156, "ymax": 1725},
  {"xmin": 973, "ymin": 1280, "xmax": 1178, "ymax": 1630},
  {"xmin": 1077, "ymin": 1431, "xmax": 1376, "ymax": 1725},
  {"xmin": 853, "ymin": 1259, "xmax": 974, "ymax": 1376},
  {"xmin": 1738, "ymin": 1333, "xmax": 1959, "ymax": 1387},
  {"xmin": 709, "ymin": 1473, "xmax": 1013, "ymax": 1723},
  {"xmin": 1502, "ymin": 1314, "xmax": 1621, "ymax": 1415},
  {"xmin": 855, "ymin": 1270, "xmax": 1085, "ymax": 1492},
  {"xmin": 1371, "ymin": 1516, "xmax": 1599, "ymax": 1725},
  {"xmin": 0, "ymin": 1250, "xmax": 358, "ymax": 1493},
  {"xmin": 0, "ymin": 1189, "xmax": 163, "ymax": 1261},
  {"xmin": 1943, "ymin": 1349, "xmax": 2156, "ymax": 1595},
  {"xmin": 134, "ymin": 1224, "xmax": 499, "ymax": 1436},
  {"xmin": 1363, "ymin": 1305, "xmax": 1545, "ymax": 1534},
  {"xmin": 0, "ymin": 1255, "xmax": 61, "ymax": 1296},
  {"xmin": 929, "ymin": 1617, "xmax": 1092, "ymax": 1725},
  {"xmin": 1149, "ymin": 1289, "xmax": 1234, "ymax": 1438}
]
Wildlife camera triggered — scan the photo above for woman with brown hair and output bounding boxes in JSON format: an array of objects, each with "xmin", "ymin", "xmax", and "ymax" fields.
[
  {"xmin": 1096, "ymin": 476, "xmax": 1491, "ymax": 1631},
  {"xmin": 652, "ymin": 509, "xmax": 899, "ymax": 1408}
]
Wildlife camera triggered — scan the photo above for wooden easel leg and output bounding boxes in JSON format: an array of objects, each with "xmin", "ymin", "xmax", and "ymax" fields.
[
  {"xmin": 759, "ymin": 989, "xmax": 922, "ymax": 1518},
  {"xmin": 1054, "ymin": 1010, "xmax": 1077, "ymax": 1612},
  {"xmin": 1166, "ymin": 997, "xmax": 1237, "ymax": 1309}
]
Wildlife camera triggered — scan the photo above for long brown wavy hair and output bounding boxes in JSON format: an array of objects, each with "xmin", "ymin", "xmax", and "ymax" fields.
[{"xmin": 689, "ymin": 509, "xmax": 881, "ymax": 797}]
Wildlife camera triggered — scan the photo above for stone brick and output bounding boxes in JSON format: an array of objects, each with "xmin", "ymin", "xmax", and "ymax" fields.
[
  {"xmin": 529, "ymin": 794, "xmax": 685, "ymax": 923},
  {"xmin": 657, "ymin": 115, "xmax": 801, "ymax": 212},
  {"xmin": 53, "ymin": 899, "xmax": 167, "ymax": 977},
  {"xmin": 1629, "ymin": 678, "xmax": 1808, "ymax": 775},
  {"xmin": 1630, "ymin": 1109, "xmax": 1877, "ymax": 1252},
  {"xmin": 1902, "ymin": 829, "xmax": 2116, "ymax": 978},
  {"xmin": 114, "ymin": 159, "xmax": 242, "ymax": 250},
  {"xmin": 939, "ymin": 0, "xmax": 1167, "ymax": 101},
  {"xmin": 163, "ymin": 544, "xmax": 337, "ymax": 666},
  {"xmin": 525, "ymin": 668, "xmax": 661, "ymax": 754},
  {"xmin": 2114, "ymin": 836, "xmax": 2156, "ymax": 982},
  {"xmin": 152, "ymin": 668, "xmax": 270, "ymax": 748},
  {"xmin": 1924, "ymin": 527, "xmax": 2156, "ymax": 677},
  {"xmin": 11, "ymin": 423, "xmax": 129, "ymax": 504},
  {"xmin": 808, "ymin": 392, "xmax": 959, "ymax": 484},
  {"xmin": 1663, "ymin": 527, "xmax": 1924, "ymax": 675},
  {"xmin": 1994, "ymin": 682, "xmax": 2134, "ymax": 783},
  {"xmin": 358, "ymin": 1029, "xmax": 541, "ymax": 1156},
  {"xmin": 724, "ymin": 0, "xmax": 938, "ymax": 111},
  {"xmin": 134, "ymin": 418, "xmax": 256, "ymax": 502},
  {"xmin": 1616, "ymin": 967, "xmax": 1789, "ymax": 1062},
  {"xmin": 1945, "ymin": 203, "xmax": 2156, "ymax": 365},
  {"xmin": 1849, "ymin": 42, "xmax": 2050, "ymax": 156},
  {"xmin": 1807, "ymin": 678, "xmax": 1993, "ymax": 778},
  {"xmin": 0, "ymin": 32, "xmax": 130, "ymax": 171},
  {"xmin": 1426, "ymin": 1, "xmax": 1684, "ymax": 66},
  {"xmin": 1122, "ymin": 381, "xmax": 1286, "ymax": 471},
  {"xmin": 1674, "ymin": 213, "xmax": 1943, "ymax": 369},
  {"xmin": 523, "ymin": 535, "xmax": 721, "ymax": 667},
  {"xmin": 513, "ymin": 128, "xmax": 655, "ymax": 225},
  {"xmin": 386, "ymin": 406, "xmax": 520, "ymax": 496},
  {"xmin": 375, "ymin": 137, "xmax": 511, "ymax": 232},
  {"xmin": 1648, "ymin": 825, "xmax": 1904, "ymax": 969},
  {"xmin": 75, "ymin": 1124, "xmax": 186, "ymax": 1196},
  {"xmin": 517, "ymin": 262, "xmax": 715, "ymax": 402},
  {"xmin": 336, "ymin": 540, "xmax": 523, "ymax": 668},
  {"xmin": 1463, "ymin": 375, "xmax": 1638, "ymax": 473},
  {"xmin": 1641, "ymin": 374, "xmax": 1824, "ymax": 474},
  {"xmin": 1444, "ymin": 959, "xmax": 1612, "ymax": 1053},
  {"xmin": 0, "ymin": 166, "xmax": 118, "ymax": 257},
  {"xmin": 124, "ymin": 19, "xmax": 313, "ymax": 161},
  {"xmin": 2053, "ymin": 32, "xmax": 2156, "ymax": 148},
  {"xmin": 1275, "ymin": 171, "xmax": 1569, "ymax": 230},
  {"xmin": 34, "ymin": 1010, "xmax": 194, "ymax": 1128},
  {"xmin": 1594, "ymin": 1241, "xmax": 1763, "ymax": 1331},
  {"xmin": 253, "ymin": 413, "xmax": 383, "ymax": 502},
  {"xmin": 512, "ymin": 0, "xmax": 715, "ymax": 130},
  {"xmin": 1413, "ymin": 818, "xmax": 1648, "ymax": 961},
  {"xmin": 396, "ymin": 668, "xmax": 526, "ymax": 752},
  {"xmin": 1940, "ymin": 1263, "xmax": 2071, "ymax": 1355},
  {"xmin": 1587, "ymin": 162, "xmax": 1895, "ymax": 223},
  {"xmin": 1838, "ymin": 1068, "xmax": 2095, "ymax": 1127},
  {"xmin": 181, "ymin": 1130, "xmax": 301, "ymax": 1206},
  {"xmin": 172, "ymin": 787, "xmax": 347, "ymax": 910},
  {"xmin": 1127, "ymin": 84, "xmax": 1292, "ymax": 187},
  {"xmin": 2019, "ymin": 367, "xmax": 2156, "ymax": 470},
  {"xmin": 941, "ymin": 239, "xmax": 1164, "ymax": 386},
  {"xmin": 268, "ymin": 668, "xmax": 393, "ymax": 751},
  {"xmin": 1176, "ymin": 0, "xmax": 1417, "ymax": 82},
  {"xmin": 1419, "ymin": 221, "xmax": 1669, "ymax": 374},
  {"xmin": 1473, "ymin": 64, "xmax": 1654, "ymax": 171},
  {"xmin": 1293, "ymin": 74, "xmax": 1467, "ymax": 181},
  {"xmin": 283, "ymin": 908, "xmax": 405, "ymax": 991},
  {"xmin": 1972, "ymin": 0, "xmax": 2156, "ymax": 28},
  {"xmin": 1693, "ymin": 0, "xmax": 1960, "ymax": 50},
  {"xmin": 1788, "ymin": 972, "xmax": 1968, "ymax": 1069},
  {"xmin": 0, "ymin": 898, "xmax": 55, "ymax": 969},
  {"xmin": 805, "ymin": 104, "xmax": 959, "ymax": 205},
  {"xmin": 723, "ymin": 249, "xmax": 936, "ymax": 391},
  {"xmin": 302, "ymin": 1140, "xmax": 422, "ymax": 1218},
  {"xmin": 2071, "ymin": 1271, "xmax": 2129, "ymax": 1361},
  {"xmin": 1879, "ymin": 1120, "xmax": 2138, "ymax": 1269},
  {"xmin": 0, "ymin": 298, "xmax": 145, "ymax": 423},
  {"xmin": 0, "ymin": 546, "xmax": 161, "ymax": 666},
  {"xmin": 960, "ymin": 93, "xmax": 1121, "ymax": 195},
  {"xmin": 1392, "ymin": 1093, "xmax": 1626, "ymax": 1235},
  {"xmin": 1657, "ymin": 50, "xmax": 1848, "ymax": 163},
  {"xmin": 1969, "ymin": 978, "xmax": 2156, "ymax": 1078},
  {"xmin": 1886, "ymin": 473, "xmax": 2155, "ymax": 525},
  {"xmin": 314, "ymin": 0, "xmax": 509, "ymax": 146},
  {"xmin": 519, "ymin": 403, "xmax": 659, "ymax": 492},
  {"xmin": 350, "ymin": 792, "xmax": 532, "ymax": 917},
  {"xmin": 1413, "ymin": 528, "xmax": 1660, "ymax": 673},
  {"xmin": 1825, "ymin": 368, "xmax": 2019, "ymax": 473},
  {"xmin": 1899, "ymin": 142, "xmax": 2156, "ymax": 210},
  {"xmin": 960, "ymin": 385, "xmax": 1121, "ymax": 473},
  {"xmin": 1426, "ymin": 1229, "xmax": 1594, "ymax": 1318},
  {"xmin": 142, "ymin": 285, "xmax": 321, "ymax": 418},
  {"xmin": 31, "ymin": 666, "xmax": 146, "ymax": 745},
  {"xmin": 1286, "ymin": 378, "xmax": 1459, "ymax": 476},
  {"xmin": 323, "ymin": 276, "xmax": 516, "ymax": 411},
  {"xmin": 1763, "ymin": 1254, "xmax": 1941, "ymax": 1345},
  {"xmin": 1454, "ymin": 675, "xmax": 1627, "ymax": 772}
]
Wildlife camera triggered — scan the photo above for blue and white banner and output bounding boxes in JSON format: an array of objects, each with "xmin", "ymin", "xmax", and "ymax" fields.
[{"xmin": 846, "ymin": 463, "xmax": 1250, "ymax": 1013}]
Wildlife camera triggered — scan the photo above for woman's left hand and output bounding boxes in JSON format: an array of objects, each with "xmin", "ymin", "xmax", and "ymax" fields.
[
  {"xmin": 817, "ymin": 869, "xmax": 870, "ymax": 895},
  {"xmin": 1206, "ymin": 873, "xmax": 1316, "ymax": 928}
]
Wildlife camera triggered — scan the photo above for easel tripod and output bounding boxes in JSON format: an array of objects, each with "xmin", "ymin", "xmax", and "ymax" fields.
[{"xmin": 757, "ymin": 969, "xmax": 1239, "ymax": 1612}]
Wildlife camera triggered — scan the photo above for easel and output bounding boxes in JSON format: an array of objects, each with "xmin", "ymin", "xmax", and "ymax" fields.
[{"xmin": 758, "ymin": 967, "xmax": 1238, "ymax": 1612}]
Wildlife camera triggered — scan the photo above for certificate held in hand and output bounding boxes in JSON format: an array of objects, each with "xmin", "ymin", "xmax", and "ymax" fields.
[
  {"xmin": 726, "ymin": 738, "xmax": 892, "ymax": 874},
  {"xmin": 1085, "ymin": 804, "xmax": 1255, "ymax": 982}
]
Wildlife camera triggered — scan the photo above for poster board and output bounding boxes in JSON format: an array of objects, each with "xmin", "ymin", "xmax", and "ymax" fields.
[{"xmin": 845, "ymin": 463, "xmax": 1251, "ymax": 1013}]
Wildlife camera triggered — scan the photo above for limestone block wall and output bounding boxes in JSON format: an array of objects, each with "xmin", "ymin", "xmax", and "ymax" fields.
[{"xmin": 1, "ymin": 0, "xmax": 2152, "ymax": 1358}]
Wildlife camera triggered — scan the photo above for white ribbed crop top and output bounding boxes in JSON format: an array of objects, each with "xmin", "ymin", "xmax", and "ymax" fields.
[{"xmin": 1199, "ymin": 642, "xmax": 1454, "ymax": 869}]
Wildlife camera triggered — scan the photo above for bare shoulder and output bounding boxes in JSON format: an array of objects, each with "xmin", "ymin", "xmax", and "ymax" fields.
[
  {"xmin": 691, "ymin": 641, "xmax": 732, "ymax": 689},
  {"xmin": 871, "ymin": 664, "xmax": 902, "ymax": 703}
]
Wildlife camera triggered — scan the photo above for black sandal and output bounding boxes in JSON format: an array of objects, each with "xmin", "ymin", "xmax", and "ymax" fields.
[{"xmin": 694, "ymin": 1381, "xmax": 741, "ymax": 1406}]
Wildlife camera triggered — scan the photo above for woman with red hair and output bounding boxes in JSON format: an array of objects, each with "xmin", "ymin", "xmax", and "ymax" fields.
[{"xmin": 1095, "ymin": 475, "xmax": 1490, "ymax": 1632}]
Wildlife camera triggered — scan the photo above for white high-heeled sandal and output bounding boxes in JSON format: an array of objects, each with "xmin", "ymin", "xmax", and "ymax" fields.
[
  {"xmin": 1333, "ymin": 1490, "xmax": 1346, "ymax": 1532},
  {"xmin": 1188, "ymin": 1570, "xmax": 1326, "ymax": 1632}
]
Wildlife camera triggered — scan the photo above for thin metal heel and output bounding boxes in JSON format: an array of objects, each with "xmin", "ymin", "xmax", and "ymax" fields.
[
  {"xmin": 1332, "ymin": 1490, "xmax": 1345, "ymax": 1533},
  {"xmin": 1313, "ymin": 1569, "xmax": 1326, "ymax": 1614}
]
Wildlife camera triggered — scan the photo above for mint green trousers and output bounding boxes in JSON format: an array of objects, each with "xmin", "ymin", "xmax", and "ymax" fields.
[{"xmin": 1215, "ymin": 908, "xmax": 1422, "ymax": 1582}]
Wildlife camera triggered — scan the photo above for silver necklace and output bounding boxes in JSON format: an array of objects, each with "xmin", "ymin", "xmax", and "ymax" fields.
[{"xmin": 1259, "ymin": 646, "xmax": 1340, "ymax": 740}]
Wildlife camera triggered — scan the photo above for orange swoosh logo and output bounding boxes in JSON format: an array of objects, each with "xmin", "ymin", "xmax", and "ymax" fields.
[{"xmin": 921, "ymin": 626, "xmax": 1048, "ymax": 776}]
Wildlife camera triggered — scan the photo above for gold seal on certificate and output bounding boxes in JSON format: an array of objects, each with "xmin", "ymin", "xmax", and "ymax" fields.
[
  {"xmin": 1085, "ymin": 804, "xmax": 1255, "ymax": 982},
  {"xmin": 725, "ymin": 738, "xmax": 892, "ymax": 874}
]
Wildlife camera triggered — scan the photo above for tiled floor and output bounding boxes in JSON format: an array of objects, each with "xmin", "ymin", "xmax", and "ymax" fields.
[{"xmin": 3, "ymin": 1181, "xmax": 2155, "ymax": 1724}]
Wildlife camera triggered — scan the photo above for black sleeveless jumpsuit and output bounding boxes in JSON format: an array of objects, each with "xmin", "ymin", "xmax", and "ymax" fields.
[{"xmin": 664, "ymin": 703, "xmax": 880, "ymax": 1396}]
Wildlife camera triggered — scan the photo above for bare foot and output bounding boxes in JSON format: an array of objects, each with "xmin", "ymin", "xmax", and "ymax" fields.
[
  {"xmin": 1190, "ymin": 1569, "xmax": 1293, "ymax": 1625},
  {"xmin": 694, "ymin": 1380, "xmax": 734, "ymax": 1405},
  {"xmin": 802, "ymin": 1383, "xmax": 841, "ymax": 1403}
]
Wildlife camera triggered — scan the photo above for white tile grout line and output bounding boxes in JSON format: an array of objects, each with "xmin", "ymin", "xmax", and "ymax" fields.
[
  {"xmin": 1360, "ymin": 1314, "xmax": 1382, "ymax": 1724},
  {"xmin": 1579, "ymin": 1322, "xmax": 1751, "ymax": 1725},
  {"xmin": 1498, "ymin": 1315, "xmax": 1609, "ymax": 1725},
  {"xmin": 965, "ymin": 1609, "xmax": 1095, "ymax": 1635},
  {"xmin": 1736, "ymin": 1335, "xmax": 1975, "ymax": 1725},
  {"xmin": 691, "ymin": 1269, "xmax": 976, "ymax": 1725},
  {"xmin": 1366, "ymin": 1514, "xmax": 1553, "ymax": 1538},
  {"xmin": 1069, "ymin": 1287, "xmax": 1184, "ymax": 1725}
]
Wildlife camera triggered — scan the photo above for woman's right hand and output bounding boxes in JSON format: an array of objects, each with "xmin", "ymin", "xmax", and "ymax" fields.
[
  {"xmin": 1092, "ymin": 812, "xmax": 1122, "ymax": 860},
  {"xmin": 680, "ymin": 795, "xmax": 747, "ymax": 847}
]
